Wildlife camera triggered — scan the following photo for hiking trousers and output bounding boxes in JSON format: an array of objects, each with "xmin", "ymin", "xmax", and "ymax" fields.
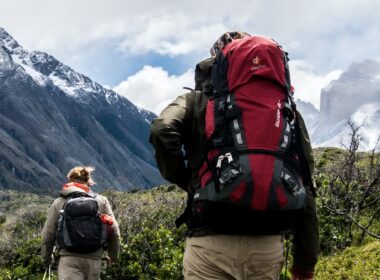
[
  {"xmin": 58, "ymin": 256, "xmax": 102, "ymax": 280},
  {"xmin": 183, "ymin": 234, "xmax": 284, "ymax": 280}
]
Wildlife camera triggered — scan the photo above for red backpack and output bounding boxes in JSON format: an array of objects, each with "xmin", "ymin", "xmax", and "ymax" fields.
[{"xmin": 195, "ymin": 35, "xmax": 306, "ymax": 216}]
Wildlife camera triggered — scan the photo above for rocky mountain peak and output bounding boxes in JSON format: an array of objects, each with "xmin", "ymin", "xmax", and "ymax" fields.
[
  {"xmin": 319, "ymin": 60, "xmax": 380, "ymax": 126},
  {"xmin": 312, "ymin": 59, "xmax": 380, "ymax": 150},
  {"xmin": 338, "ymin": 59, "xmax": 380, "ymax": 82},
  {"xmin": 0, "ymin": 28, "xmax": 162, "ymax": 192},
  {"xmin": 0, "ymin": 27, "xmax": 28, "ymax": 58}
]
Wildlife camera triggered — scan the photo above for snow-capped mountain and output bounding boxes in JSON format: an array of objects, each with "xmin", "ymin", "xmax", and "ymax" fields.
[
  {"xmin": 0, "ymin": 27, "xmax": 162, "ymax": 192},
  {"xmin": 311, "ymin": 60, "xmax": 380, "ymax": 150}
]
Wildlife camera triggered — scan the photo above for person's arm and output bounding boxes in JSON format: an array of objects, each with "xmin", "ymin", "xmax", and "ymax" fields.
[
  {"xmin": 291, "ymin": 192, "xmax": 319, "ymax": 279},
  {"xmin": 150, "ymin": 93, "xmax": 194, "ymax": 190},
  {"xmin": 296, "ymin": 111, "xmax": 316, "ymax": 194},
  {"xmin": 103, "ymin": 197, "xmax": 120, "ymax": 263},
  {"xmin": 291, "ymin": 112, "xmax": 320, "ymax": 279},
  {"xmin": 41, "ymin": 201, "xmax": 60, "ymax": 266}
]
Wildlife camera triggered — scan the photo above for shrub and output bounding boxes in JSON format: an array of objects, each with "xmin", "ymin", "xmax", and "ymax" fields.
[{"xmin": 102, "ymin": 188, "xmax": 187, "ymax": 279}]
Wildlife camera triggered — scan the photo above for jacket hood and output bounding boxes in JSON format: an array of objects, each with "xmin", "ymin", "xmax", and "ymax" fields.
[
  {"xmin": 60, "ymin": 182, "xmax": 91, "ymax": 196},
  {"xmin": 195, "ymin": 57, "xmax": 214, "ymax": 91}
]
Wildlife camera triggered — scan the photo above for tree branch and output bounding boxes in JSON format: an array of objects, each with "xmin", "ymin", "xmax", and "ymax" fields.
[{"xmin": 323, "ymin": 206, "xmax": 380, "ymax": 240}]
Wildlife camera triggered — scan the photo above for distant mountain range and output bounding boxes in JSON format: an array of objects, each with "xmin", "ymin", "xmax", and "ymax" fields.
[
  {"xmin": 296, "ymin": 59, "xmax": 380, "ymax": 151},
  {"xmin": 0, "ymin": 27, "xmax": 163, "ymax": 193}
]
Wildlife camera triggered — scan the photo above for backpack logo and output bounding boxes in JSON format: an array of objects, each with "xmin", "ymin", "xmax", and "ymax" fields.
[
  {"xmin": 275, "ymin": 100, "xmax": 281, "ymax": 128},
  {"xmin": 251, "ymin": 56, "xmax": 266, "ymax": 71}
]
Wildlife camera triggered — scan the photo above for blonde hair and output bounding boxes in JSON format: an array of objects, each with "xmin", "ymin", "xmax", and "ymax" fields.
[{"xmin": 67, "ymin": 166, "xmax": 95, "ymax": 186}]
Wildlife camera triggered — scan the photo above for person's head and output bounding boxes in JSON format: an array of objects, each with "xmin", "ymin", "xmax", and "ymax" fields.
[
  {"xmin": 210, "ymin": 31, "xmax": 250, "ymax": 57},
  {"xmin": 67, "ymin": 166, "xmax": 95, "ymax": 186}
]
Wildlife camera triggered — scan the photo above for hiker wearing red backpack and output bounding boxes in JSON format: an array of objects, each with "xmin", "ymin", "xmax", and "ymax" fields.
[
  {"xmin": 150, "ymin": 32, "xmax": 319, "ymax": 280},
  {"xmin": 41, "ymin": 166, "xmax": 120, "ymax": 280}
]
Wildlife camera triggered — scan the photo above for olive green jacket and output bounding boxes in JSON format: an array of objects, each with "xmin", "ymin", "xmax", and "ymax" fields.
[{"xmin": 150, "ymin": 58, "xmax": 319, "ymax": 273}]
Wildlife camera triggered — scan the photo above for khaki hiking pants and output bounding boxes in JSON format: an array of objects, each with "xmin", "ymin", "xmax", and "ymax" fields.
[
  {"xmin": 58, "ymin": 256, "xmax": 102, "ymax": 280},
  {"xmin": 183, "ymin": 235, "xmax": 284, "ymax": 280}
]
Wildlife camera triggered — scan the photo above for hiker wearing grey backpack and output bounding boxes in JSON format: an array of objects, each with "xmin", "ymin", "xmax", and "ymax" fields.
[
  {"xmin": 150, "ymin": 32, "xmax": 319, "ymax": 280},
  {"xmin": 41, "ymin": 166, "xmax": 120, "ymax": 280}
]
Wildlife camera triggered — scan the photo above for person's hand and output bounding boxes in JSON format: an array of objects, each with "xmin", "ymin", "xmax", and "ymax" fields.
[
  {"xmin": 104, "ymin": 256, "xmax": 112, "ymax": 266},
  {"xmin": 104, "ymin": 256, "xmax": 118, "ymax": 266}
]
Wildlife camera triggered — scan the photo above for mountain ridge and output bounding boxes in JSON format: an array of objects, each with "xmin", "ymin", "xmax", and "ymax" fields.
[
  {"xmin": 0, "ymin": 27, "xmax": 162, "ymax": 192},
  {"xmin": 296, "ymin": 59, "xmax": 380, "ymax": 150}
]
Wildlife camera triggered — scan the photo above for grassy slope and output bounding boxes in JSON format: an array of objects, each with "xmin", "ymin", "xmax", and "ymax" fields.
[{"xmin": 315, "ymin": 241, "xmax": 380, "ymax": 280}]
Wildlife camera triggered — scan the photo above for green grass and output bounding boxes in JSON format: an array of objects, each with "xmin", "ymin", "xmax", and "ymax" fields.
[{"xmin": 315, "ymin": 241, "xmax": 380, "ymax": 280}]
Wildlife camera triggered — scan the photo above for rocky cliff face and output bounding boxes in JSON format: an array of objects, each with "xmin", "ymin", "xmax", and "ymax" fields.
[
  {"xmin": 319, "ymin": 60, "xmax": 380, "ymax": 127},
  {"xmin": 0, "ymin": 27, "xmax": 163, "ymax": 193},
  {"xmin": 313, "ymin": 60, "xmax": 380, "ymax": 149}
]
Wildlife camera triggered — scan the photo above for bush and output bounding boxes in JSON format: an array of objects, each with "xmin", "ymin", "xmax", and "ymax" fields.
[
  {"xmin": 102, "ymin": 188, "xmax": 187, "ymax": 279},
  {"xmin": 315, "ymin": 124, "xmax": 380, "ymax": 254},
  {"xmin": 104, "ymin": 225, "xmax": 185, "ymax": 280},
  {"xmin": 0, "ymin": 237, "xmax": 47, "ymax": 280}
]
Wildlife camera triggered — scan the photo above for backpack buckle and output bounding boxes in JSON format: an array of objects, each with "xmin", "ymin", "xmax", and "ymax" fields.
[
  {"xmin": 216, "ymin": 152, "xmax": 234, "ymax": 169},
  {"xmin": 282, "ymin": 171, "xmax": 303, "ymax": 196},
  {"xmin": 219, "ymin": 166, "xmax": 241, "ymax": 185},
  {"xmin": 215, "ymin": 153, "xmax": 241, "ymax": 186},
  {"xmin": 216, "ymin": 154, "xmax": 225, "ymax": 169},
  {"xmin": 225, "ymin": 152, "xmax": 233, "ymax": 163},
  {"xmin": 218, "ymin": 100, "xmax": 226, "ymax": 114}
]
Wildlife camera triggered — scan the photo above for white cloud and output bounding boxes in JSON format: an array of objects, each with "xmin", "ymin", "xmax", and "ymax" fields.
[
  {"xmin": 290, "ymin": 60, "xmax": 342, "ymax": 109},
  {"xmin": 118, "ymin": 60, "xmax": 343, "ymax": 114},
  {"xmin": 3, "ymin": 0, "xmax": 380, "ymax": 63},
  {"xmin": 113, "ymin": 66, "xmax": 194, "ymax": 114},
  {"xmin": 119, "ymin": 20, "xmax": 227, "ymax": 56},
  {"xmin": 2, "ymin": 0, "xmax": 380, "ymax": 97}
]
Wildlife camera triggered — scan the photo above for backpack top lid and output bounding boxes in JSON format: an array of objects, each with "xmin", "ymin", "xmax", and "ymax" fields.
[
  {"xmin": 60, "ymin": 182, "xmax": 92, "ymax": 198},
  {"xmin": 217, "ymin": 35, "xmax": 290, "ymax": 93},
  {"xmin": 64, "ymin": 194, "xmax": 98, "ymax": 217}
]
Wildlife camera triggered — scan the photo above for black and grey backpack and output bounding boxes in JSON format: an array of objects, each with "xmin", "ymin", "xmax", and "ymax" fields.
[{"xmin": 56, "ymin": 192, "xmax": 108, "ymax": 253}]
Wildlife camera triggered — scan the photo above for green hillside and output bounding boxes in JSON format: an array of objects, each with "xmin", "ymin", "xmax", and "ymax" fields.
[{"xmin": 0, "ymin": 145, "xmax": 379, "ymax": 279}]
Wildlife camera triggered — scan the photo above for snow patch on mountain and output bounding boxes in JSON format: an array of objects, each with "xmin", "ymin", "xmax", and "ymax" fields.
[
  {"xmin": 48, "ymin": 73, "xmax": 77, "ymax": 96},
  {"xmin": 0, "ymin": 46, "xmax": 14, "ymax": 76},
  {"xmin": 10, "ymin": 54, "xmax": 48, "ymax": 86}
]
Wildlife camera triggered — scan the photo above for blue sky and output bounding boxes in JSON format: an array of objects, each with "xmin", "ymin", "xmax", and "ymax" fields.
[{"xmin": 1, "ymin": 0, "xmax": 380, "ymax": 113}]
